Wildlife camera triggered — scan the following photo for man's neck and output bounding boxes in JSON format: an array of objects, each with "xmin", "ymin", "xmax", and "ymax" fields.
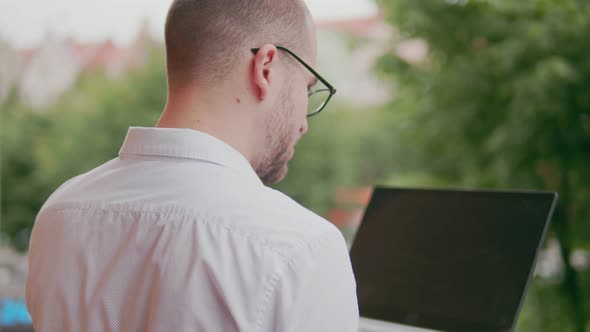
[{"xmin": 157, "ymin": 100, "xmax": 258, "ymax": 167}]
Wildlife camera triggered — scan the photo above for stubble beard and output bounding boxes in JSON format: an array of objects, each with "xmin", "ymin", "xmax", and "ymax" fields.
[{"xmin": 256, "ymin": 90, "xmax": 294, "ymax": 185}]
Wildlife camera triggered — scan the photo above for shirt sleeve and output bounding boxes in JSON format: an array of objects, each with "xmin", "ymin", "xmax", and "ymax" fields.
[{"xmin": 259, "ymin": 229, "xmax": 360, "ymax": 332}]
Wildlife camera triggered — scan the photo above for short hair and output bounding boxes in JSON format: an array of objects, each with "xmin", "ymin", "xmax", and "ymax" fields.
[{"xmin": 165, "ymin": 0, "xmax": 311, "ymax": 90}]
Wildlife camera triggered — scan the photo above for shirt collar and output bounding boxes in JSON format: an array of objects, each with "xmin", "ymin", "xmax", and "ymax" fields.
[{"xmin": 119, "ymin": 127, "xmax": 262, "ymax": 185}]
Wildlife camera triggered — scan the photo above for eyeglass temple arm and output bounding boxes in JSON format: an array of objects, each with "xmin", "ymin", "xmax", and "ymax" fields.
[{"xmin": 251, "ymin": 47, "xmax": 336, "ymax": 93}]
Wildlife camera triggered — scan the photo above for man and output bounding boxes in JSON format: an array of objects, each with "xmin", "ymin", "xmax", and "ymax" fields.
[{"xmin": 25, "ymin": 0, "xmax": 359, "ymax": 331}]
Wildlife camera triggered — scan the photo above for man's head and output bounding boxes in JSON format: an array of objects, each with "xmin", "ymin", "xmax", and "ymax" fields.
[{"xmin": 160, "ymin": 0, "xmax": 318, "ymax": 184}]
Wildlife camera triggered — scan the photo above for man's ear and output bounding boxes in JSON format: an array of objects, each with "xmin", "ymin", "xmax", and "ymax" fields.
[{"xmin": 251, "ymin": 44, "xmax": 278, "ymax": 101}]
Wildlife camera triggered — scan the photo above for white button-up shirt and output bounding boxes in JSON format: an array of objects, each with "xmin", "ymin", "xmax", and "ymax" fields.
[{"xmin": 26, "ymin": 127, "xmax": 359, "ymax": 332}]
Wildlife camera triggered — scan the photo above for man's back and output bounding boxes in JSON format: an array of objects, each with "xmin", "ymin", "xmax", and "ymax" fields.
[{"xmin": 26, "ymin": 127, "xmax": 358, "ymax": 331}]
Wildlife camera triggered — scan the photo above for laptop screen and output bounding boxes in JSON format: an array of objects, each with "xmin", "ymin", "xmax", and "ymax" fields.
[{"xmin": 350, "ymin": 187, "xmax": 557, "ymax": 332}]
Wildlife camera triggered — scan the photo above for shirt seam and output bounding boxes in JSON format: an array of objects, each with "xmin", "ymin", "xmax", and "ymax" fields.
[
  {"xmin": 41, "ymin": 203, "xmax": 299, "ymax": 262},
  {"xmin": 253, "ymin": 230, "xmax": 339, "ymax": 331}
]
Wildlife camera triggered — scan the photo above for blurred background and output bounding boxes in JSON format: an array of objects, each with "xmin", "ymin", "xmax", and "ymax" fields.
[{"xmin": 1, "ymin": 0, "xmax": 589, "ymax": 331}]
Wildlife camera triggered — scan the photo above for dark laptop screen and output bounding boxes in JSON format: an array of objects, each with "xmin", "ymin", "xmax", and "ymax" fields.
[{"xmin": 350, "ymin": 187, "xmax": 557, "ymax": 332}]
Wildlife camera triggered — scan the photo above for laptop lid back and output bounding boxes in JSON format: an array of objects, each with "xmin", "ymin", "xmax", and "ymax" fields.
[{"xmin": 350, "ymin": 187, "xmax": 557, "ymax": 332}]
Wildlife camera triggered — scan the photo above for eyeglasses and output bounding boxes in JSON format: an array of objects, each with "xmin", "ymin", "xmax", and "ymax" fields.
[{"xmin": 251, "ymin": 46, "xmax": 336, "ymax": 117}]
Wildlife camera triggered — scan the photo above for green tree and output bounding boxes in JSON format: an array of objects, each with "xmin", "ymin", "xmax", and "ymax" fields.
[
  {"xmin": 0, "ymin": 92, "xmax": 52, "ymax": 251},
  {"xmin": 376, "ymin": 1, "xmax": 590, "ymax": 331},
  {"xmin": 0, "ymin": 45, "xmax": 167, "ymax": 251}
]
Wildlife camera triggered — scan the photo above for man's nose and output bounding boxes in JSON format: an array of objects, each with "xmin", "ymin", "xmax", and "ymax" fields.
[{"xmin": 299, "ymin": 119, "xmax": 308, "ymax": 136}]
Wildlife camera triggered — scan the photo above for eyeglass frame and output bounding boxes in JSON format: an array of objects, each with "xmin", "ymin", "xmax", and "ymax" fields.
[{"xmin": 251, "ymin": 46, "xmax": 336, "ymax": 117}]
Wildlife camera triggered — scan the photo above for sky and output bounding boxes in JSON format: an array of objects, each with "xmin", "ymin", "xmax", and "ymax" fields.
[{"xmin": 0, "ymin": 0, "xmax": 378, "ymax": 48}]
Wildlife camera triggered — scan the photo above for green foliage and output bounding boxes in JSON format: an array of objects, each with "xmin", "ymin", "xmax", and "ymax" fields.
[
  {"xmin": 0, "ymin": 93, "xmax": 50, "ymax": 251},
  {"xmin": 0, "ymin": 45, "xmax": 167, "ymax": 251},
  {"xmin": 376, "ymin": 0, "xmax": 590, "ymax": 331},
  {"xmin": 38, "ymin": 49, "xmax": 166, "ymax": 188}
]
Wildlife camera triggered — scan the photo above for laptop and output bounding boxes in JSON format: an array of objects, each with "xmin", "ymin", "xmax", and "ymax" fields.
[{"xmin": 350, "ymin": 187, "xmax": 558, "ymax": 332}]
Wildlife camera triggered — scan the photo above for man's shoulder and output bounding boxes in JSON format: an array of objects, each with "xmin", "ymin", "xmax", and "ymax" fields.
[
  {"xmin": 258, "ymin": 187, "xmax": 324, "ymax": 225},
  {"xmin": 38, "ymin": 156, "xmax": 344, "ymax": 254},
  {"xmin": 38, "ymin": 158, "xmax": 118, "ymax": 210},
  {"xmin": 249, "ymin": 186, "xmax": 343, "ymax": 246}
]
